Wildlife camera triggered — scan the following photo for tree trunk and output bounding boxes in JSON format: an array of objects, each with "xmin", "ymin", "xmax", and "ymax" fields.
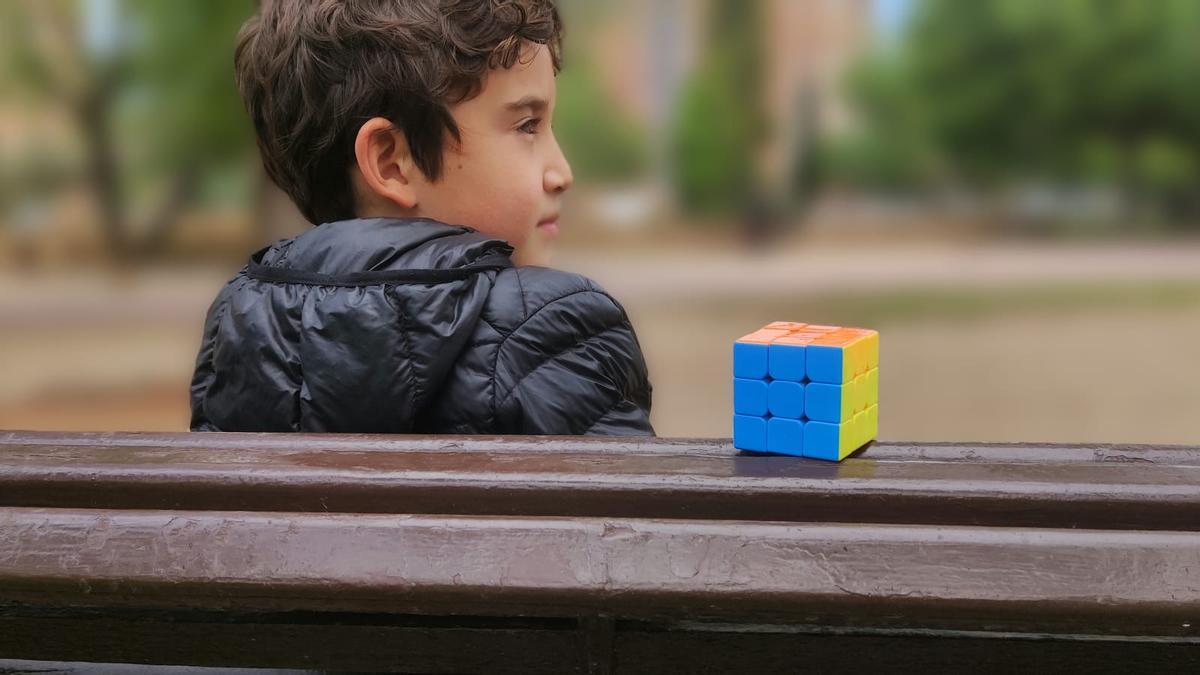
[
  {"xmin": 76, "ymin": 73, "xmax": 130, "ymax": 262},
  {"xmin": 138, "ymin": 166, "xmax": 200, "ymax": 257}
]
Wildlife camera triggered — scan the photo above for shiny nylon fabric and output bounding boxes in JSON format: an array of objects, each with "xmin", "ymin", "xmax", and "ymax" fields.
[{"xmin": 190, "ymin": 218, "xmax": 654, "ymax": 436}]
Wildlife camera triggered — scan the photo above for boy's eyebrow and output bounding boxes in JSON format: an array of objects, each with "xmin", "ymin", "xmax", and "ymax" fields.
[{"xmin": 504, "ymin": 96, "xmax": 548, "ymax": 113}]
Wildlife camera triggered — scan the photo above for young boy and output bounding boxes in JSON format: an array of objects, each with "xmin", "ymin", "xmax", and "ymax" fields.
[{"xmin": 189, "ymin": 0, "xmax": 654, "ymax": 435}]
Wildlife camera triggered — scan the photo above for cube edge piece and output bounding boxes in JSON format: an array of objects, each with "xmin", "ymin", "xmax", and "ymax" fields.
[{"xmin": 767, "ymin": 417, "xmax": 804, "ymax": 456}]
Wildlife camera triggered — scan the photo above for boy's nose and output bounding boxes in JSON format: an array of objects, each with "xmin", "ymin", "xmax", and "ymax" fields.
[
  {"xmin": 545, "ymin": 167, "xmax": 572, "ymax": 194},
  {"xmin": 544, "ymin": 137, "xmax": 574, "ymax": 194}
]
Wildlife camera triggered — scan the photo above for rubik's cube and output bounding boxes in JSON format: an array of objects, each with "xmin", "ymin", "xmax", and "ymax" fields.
[{"xmin": 733, "ymin": 322, "xmax": 880, "ymax": 461}]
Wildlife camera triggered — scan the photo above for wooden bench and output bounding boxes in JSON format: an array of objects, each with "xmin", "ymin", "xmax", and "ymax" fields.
[{"xmin": 2, "ymin": 430, "xmax": 1199, "ymax": 673}]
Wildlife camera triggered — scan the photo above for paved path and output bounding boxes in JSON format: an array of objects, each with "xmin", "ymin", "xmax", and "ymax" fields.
[
  {"xmin": 4, "ymin": 241, "xmax": 1200, "ymax": 330},
  {"xmin": 560, "ymin": 240, "xmax": 1200, "ymax": 302}
]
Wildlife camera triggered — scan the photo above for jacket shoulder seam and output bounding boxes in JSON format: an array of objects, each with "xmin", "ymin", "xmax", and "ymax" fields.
[
  {"xmin": 514, "ymin": 268, "xmax": 529, "ymax": 323},
  {"xmin": 496, "ymin": 286, "xmax": 616, "ymax": 346},
  {"xmin": 494, "ymin": 321, "xmax": 626, "ymax": 413}
]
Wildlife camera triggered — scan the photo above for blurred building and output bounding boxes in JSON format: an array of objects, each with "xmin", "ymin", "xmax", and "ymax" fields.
[{"xmin": 762, "ymin": 0, "xmax": 873, "ymax": 189}]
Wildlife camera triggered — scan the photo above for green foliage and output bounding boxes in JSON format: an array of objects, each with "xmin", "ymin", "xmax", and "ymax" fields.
[
  {"xmin": 1135, "ymin": 137, "xmax": 1198, "ymax": 191},
  {"xmin": 906, "ymin": 0, "xmax": 1200, "ymax": 180},
  {"xmin": 670, "ymin": 0, "xmax": 765, "ymax": 215},
  {"xmin": 672, "ymin": 63, "xmax": 757, "ymax": 213},
  {"xmin": 0, "ymin": 1, "xmax": 74, "ymax": 102},
  {"xmin": 1, "ymin": 0, "xmax": 254, "ymax": 178},
  {"xmin": 122, "ymin": 0, "xmax": 255, "ymax": 173},
  {"xmin": 0, "ymin": 0, "xmax": 256, "ymax": 248},
  {"xmin": 836, "ymin": 0, "xmax": 1200, "ymax": 223},
  {"xmin": 554, "ymin": 61, "xmax": 650, "ymax": 184},
  {"xmin": 815, "ymin": 54, "xmax": 938, "ymax": 191}
]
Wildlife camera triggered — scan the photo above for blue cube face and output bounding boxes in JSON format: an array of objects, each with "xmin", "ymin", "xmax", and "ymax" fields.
[
  {"xmin": 733, "ymin": 342, "xmax": 769, "ymax": 379},
  {"xmin": 767, "ymin": 380, "xmax": 804, "ymax": 419},
  {"xmin": 768, "ymin": 343, "xmax": 805, "ymax": 381},
  {"xmin": 804, "ymin": 421, "xmax": 841, "ymax": 460},
  {"xmin": 767, "ymin": 418, "xmax": 804, "ymax": 456},
  {"xmin": 805, "ymin": 345, "xmax": 843, "ymax": 384},
  {"xmin": 804, "ymin": 382, "xmax": 843, "ymax": 423},
  {"xmin": 733, "ymin": 414, "xmax": 768, "ymax": 452},
  {"xmin": 733, "ymin": 378, "xmax": 769, "ymax": 416}
]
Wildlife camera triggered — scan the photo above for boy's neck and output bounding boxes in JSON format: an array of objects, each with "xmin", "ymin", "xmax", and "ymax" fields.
[{"xmin": 355, "ymin": 205, "xmax": 423, "ymax": 221}]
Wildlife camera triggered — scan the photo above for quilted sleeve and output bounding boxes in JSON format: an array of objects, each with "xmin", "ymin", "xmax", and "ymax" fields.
[{"xmin": 490, "ymin": 269, "xmax": 655, "ymax": 437}]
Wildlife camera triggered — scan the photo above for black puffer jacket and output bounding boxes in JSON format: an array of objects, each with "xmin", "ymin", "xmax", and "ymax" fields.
[{"xmin": 189, "ymin": 218, "xmax": 654, "ymax": 435}]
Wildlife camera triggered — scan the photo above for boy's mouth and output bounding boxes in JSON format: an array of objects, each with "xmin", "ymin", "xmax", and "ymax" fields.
[{"xmin": 537, "ymin": 216, "xmax": 560, "ymax": 237}]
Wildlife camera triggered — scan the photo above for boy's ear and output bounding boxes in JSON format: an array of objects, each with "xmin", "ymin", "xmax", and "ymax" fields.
[{"xmin": 353, "ymin": 117, "xmax": 420, "ymax": 210}]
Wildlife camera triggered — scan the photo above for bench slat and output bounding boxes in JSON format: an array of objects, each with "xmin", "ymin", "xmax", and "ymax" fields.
[
  {"xmin": 3, "ymin": 432, "xmax": 1199, "ymax": 529},
  {"xmin": 3, "ymin": 507, "xmax": 1198, "ymax": 634},
  {"xmin": 7, "ymin": 430, "xmax": 1200, "ymax": 463}
]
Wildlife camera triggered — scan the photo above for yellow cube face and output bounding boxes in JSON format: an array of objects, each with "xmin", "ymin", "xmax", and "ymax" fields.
[
  {"xmin": 838, "ymin": 330, "xmax": 880, "ymax": 381},
  {"xmin": 865, "ymin": 367, "xmax": 879, "ymax": 410},
  {"xmin": 850, "ymin": 375, "xmax": 863, "ymax": 414},
  {"xmin": 817, "ymin": 370, "xmax": 876, "ymax": 424},
  {"xmin": 848, "ymin": 368, "xmax": 880, "ymax": 417},
  {"xmin": 841, "ymin": 340, "xmax": 859, "ymax": 382},
  {"xmin": 840, "ymin": 401, "xmax": 881, "ymax": 457},
  {"xmin": 843, "ymin": 408, "xmax": 867, "ymax": 456}
]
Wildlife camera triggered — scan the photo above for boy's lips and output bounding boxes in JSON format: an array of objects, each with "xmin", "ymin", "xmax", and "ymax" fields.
[{"xmin": 537, "ymin": 217, "xmax": 560, "ymax": 236}]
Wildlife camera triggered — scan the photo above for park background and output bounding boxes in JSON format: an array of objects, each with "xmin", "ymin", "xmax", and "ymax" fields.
[{"xmin": 2, "ymin": 0, "xmax": 1198, "ymax": 443}]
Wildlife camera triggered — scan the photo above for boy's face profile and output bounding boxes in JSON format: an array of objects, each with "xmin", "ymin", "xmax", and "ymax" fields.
[{"xmin": 354, "ymin": 43, "xmax": 573, "ymax": 267}]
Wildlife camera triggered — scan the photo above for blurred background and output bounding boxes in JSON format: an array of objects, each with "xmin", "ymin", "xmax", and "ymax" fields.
[{"xmin": 2, "ymin": 0, "xmax": 1198, "ymax": 443}]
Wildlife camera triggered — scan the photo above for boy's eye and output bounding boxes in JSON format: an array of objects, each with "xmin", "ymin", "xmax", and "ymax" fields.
[{"xmin": 519, "ymin": 117, "xmax": 541, "ymax": 134}]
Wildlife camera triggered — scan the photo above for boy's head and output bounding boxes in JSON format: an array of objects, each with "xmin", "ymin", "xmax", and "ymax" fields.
[{"xmin": 235, "ymin": 0, "xmax": 571, "ymax": 266}]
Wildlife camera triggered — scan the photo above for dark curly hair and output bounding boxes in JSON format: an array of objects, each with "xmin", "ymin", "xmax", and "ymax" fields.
[{"xmin": 234, "ymin": 0, "xmax": 564, "ymax": 224}]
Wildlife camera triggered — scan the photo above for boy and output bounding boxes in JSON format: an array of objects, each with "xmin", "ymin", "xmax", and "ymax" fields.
[{"xmin": 189, "ymin": 0, "xmax": 654, "ymax": 435}]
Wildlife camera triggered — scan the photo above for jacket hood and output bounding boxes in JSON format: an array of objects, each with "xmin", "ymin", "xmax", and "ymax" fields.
[
  {"xmin": 192, "ymin": 218, "xmax": 513, "ymax": 432},
  {"xmin": 259, "ymin": 217, "xmax": 513, "ymax": 275}
]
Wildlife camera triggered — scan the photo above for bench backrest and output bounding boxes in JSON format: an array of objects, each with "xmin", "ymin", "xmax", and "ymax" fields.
[{"xmin": 3, "ymin": 431, "xmax": 1199, "ymax": 673}]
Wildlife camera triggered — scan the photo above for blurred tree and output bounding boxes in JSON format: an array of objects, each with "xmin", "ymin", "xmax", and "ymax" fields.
[
  {"xmin": 838, "ymin": 0, "xmax": 1200, "ymax": 226},
  {"xmin": 670, "ymin": 0, "xmax": 766, "ymax": 216},
  {"xmin": 554, "ymin": 58, "xmax": 650, "ymax": 184},
  {"xmin": 0, "ymin": 0, "xmax": 254, "ymax": 260},
  {"xmin": 552, "ymin": 0, "xmax": 652, "ymax": 185},
  {"xmin": 815, "ymin": 52, "xmax": 937, "ymax": 193},
  {"xmin": 122, "ymin": 0, "xmax": 256, "ymax": 251}
]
